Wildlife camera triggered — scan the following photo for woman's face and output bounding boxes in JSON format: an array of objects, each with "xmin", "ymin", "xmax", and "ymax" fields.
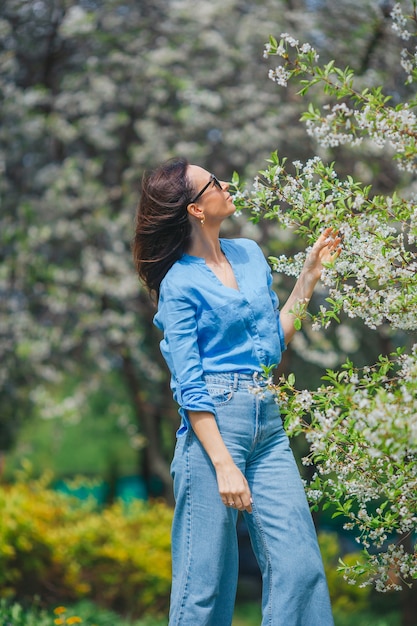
[{"xmin": 186, "ymin": 164, "xmax": 235, "ymax": 224}]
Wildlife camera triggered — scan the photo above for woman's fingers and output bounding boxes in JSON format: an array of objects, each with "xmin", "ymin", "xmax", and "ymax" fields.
[
  {"xmin": 216, "ymin": 461, "xmax": 253, "ymax": 513},
  {"xmin": 218, "ymin": 472, "xmax": 253, "ymax": 513},
  {"xmin": 222, "ymin": 494, "xmax": 253, "ymax": 513},
  {"xmin": 317, "ymin": 228, "xmax": 342, "ymax": 258}
]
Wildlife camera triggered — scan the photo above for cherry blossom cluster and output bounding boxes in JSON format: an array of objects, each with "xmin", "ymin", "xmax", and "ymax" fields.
[
  {"xmin": 229, "ymin": 8, "xmax": 417, "ymax": 590},
  {"xmin": 262, "ymin": 15, "xmax": 417, "ymax": 171},
  {"xmin": 232, "ymin": 153, "xmax": 417, "ymax": 332}
]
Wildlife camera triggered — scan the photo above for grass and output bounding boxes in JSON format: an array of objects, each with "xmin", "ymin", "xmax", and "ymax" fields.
[
  {"xmin": 233, "ymin": 603, "xmax": 402, "ymax": 626},
  {"xmin": 0, "ymin": 599, "xmax": 403, "ymax": 626},
  {"xmin": 232, "ymin": 602, "xmax": 262, "ymax": 625},
  {"xmin": 333, "ymin": 610, "xmax": 402, "ymax": 626}
]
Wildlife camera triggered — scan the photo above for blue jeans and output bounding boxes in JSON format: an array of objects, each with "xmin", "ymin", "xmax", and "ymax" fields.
[{"xmin": 169, "ymin": 373, "xmax": 334, "ymax": 626}]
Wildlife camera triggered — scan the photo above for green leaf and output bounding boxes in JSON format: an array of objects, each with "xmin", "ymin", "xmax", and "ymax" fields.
[
  {"xmin": 287, "ymin": 373, "xmax": 296, "ymax": 387},
  {"xmin": 294, "ymin": 317, "xmax": 302, "ymax": 331}
]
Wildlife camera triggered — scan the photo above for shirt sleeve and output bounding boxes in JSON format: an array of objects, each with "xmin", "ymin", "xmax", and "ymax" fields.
[{"xmin": 154, "ymin": 281, "xmax": 217, "ymax": 428}]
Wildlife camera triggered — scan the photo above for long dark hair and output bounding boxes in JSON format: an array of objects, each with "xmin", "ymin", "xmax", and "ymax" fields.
[{"xmin": 133, "ymin": 157, "xmax": 195, "ymax": 297}]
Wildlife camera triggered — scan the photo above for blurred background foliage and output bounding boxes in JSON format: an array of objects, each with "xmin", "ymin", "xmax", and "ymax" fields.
[
  {"xmin": 2, "ymin": 0, "xmax": 415, "ymax": 495},
  {"xmin": 0, "ymin": 0, "xmax": 416, "ymax": 622}
]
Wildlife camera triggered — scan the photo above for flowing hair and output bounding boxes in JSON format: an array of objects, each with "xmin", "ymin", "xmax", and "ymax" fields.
[{"xmin": 132, "ymin": 157, "xmax": 195, "ymax": 298}]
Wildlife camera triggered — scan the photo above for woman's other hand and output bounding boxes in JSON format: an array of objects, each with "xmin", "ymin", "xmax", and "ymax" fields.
[
  {"xmin": 303, "ymin": 227, "xmax": 342, "ymax": 284},
  {"xmin": 188, "ymin": 410, "xmax": 253, "ymax": 513}
]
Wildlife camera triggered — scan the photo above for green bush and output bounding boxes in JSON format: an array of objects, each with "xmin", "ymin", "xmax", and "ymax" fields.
[
  {"xmin": 0, "ymin": 476, "xmax": 172, "ymax": 618},
  {"xmin": 0, "ymin": 599, "xmax": 53, "ymax": 626}
]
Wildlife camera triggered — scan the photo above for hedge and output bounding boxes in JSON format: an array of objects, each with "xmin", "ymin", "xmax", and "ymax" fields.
[{"xmin": 0, "ymin": 475, "xmax": 172, "ymax": 618}]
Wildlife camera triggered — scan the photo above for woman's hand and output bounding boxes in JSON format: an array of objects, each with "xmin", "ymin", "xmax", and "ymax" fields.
[
  {"xmin": 302, "ymin": 227, "xmax": 342, "ymax": 285},
  {"xmin": 215, "ymin": 460, "xmax": 253, "ymax": 513},
  {"xmin": 280, "ymin": 227, "xmax": 342, "ymax": 344},
  {"xmin": 188, "ymin": 410, "xmax": 253, "ymax": 513}
]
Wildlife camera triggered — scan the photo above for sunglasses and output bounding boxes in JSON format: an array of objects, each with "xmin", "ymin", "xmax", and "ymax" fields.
[{"xmin": 189, "ymin": 174, "xmax": 223, "ymax": 204}]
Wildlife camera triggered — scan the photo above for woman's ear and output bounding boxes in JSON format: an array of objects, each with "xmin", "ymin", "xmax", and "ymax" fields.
[{"xmin": 187, "ymin": 202, "xmax": 205, "ymax": 220}]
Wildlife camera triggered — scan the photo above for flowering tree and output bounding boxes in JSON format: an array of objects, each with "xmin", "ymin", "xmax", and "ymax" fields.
[
  {"xmin": 0, "ymin": 0, "xmax": 344, "ymax": 488},
  {"xmin": 1, "ymin": 0, "xmax": 414, "ymax": 524},
  {"xmin": 1, "ymin": 1, "xmax": 416, "ymax": 620},
  {"xmin": 232, "ymin": 0, "xmax": 417, "ymax": 607},
  {"xmin": 0, "ymin": 0, "xmax": 388, "ymax": 483}
]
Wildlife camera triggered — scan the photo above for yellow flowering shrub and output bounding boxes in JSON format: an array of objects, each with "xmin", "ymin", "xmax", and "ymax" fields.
[
  {"xmin": 0, "ymin": 474, "xmax": 78, "ymax": 600},
  {"xmin": 0, "ymin": 476, "xmax": 172, "ymax": 618}
]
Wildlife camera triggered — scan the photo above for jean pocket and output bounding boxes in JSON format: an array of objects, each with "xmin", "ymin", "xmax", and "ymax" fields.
[{"xmin": 206, "ymin": 384, "xmax": 234, "ymax": 406}]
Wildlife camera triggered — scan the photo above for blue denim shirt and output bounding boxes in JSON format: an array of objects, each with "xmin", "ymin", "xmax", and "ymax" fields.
[{"xmin": 153, "ymin": 238, "xmax": 286, "ymax": 434}]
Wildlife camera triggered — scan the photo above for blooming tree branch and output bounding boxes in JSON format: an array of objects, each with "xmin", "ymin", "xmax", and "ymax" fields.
[{"xmin": 231, "ymin": 1, "xmax": 417, "ymax": 591}]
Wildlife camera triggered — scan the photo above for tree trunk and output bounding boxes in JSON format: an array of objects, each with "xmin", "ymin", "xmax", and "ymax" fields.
[
  {"xmin": 401, "ymin": 584, "xmax": 417, "ymax": 626},
  {"xmin": 400, "ymin": 534, "xmax": 417, "ymax": 626},
  {"xmin": 121, "ymin": 352, "xmax": 174, "ymax": 504},
  {"xmin": 0, "ymin": 451, "xmax": 5, "ymax": 480}
]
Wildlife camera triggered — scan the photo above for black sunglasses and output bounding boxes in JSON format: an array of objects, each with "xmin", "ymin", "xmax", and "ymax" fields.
[{"xmin": 189, "ymin": 174, "xmax": 222, "ymax": 204}]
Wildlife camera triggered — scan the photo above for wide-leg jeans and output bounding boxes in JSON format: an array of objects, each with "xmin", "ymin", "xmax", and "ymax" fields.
[{"xmin": 169, "ymin": 373, "xmax": 334, "ymax": 626}]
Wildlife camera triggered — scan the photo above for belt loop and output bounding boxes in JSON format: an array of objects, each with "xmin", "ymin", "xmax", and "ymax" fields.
[{"xmin": 233, "ymin": 373, "xmax": 239, "ymax": 391}]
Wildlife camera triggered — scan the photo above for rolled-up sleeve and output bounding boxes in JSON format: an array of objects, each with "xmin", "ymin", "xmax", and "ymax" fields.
[{"xmin": 154, "ymin": 282, "xmax": 216, "ymax": 430}]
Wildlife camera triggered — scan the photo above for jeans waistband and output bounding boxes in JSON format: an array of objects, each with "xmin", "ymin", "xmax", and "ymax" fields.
[{"xmin": 203, "ymin": 372, "xmax": 269, "ymax": 390}]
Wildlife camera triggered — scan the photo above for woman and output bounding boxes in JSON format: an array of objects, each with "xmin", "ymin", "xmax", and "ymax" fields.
[{"xmin": 133, "ymin": 157, "xmax": 339, "ymax": 626}]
